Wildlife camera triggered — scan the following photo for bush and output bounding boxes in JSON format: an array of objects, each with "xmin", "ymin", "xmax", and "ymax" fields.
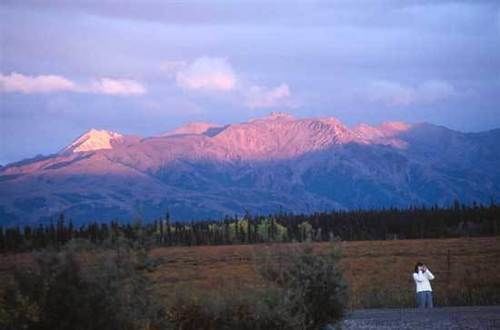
[
  {"xmin": 0, "ymin": 239, "xmax": 167, "ymax": 330},
  {"xmin": 166, "ymin": 287, "xmax": 291, "ymax": 329},
  {"xmin": 1, "ymin": 240, "xmax": 348, "ymax": 329},
  {"xmin": 257, "ymin": 243, "xmax": 348, "ymax": 329},
  {"xmin": 166, "ymin": 243, "xmax": 348, "ymax": 330}
]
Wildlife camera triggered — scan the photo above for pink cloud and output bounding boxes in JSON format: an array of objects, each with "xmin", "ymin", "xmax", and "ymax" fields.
[
  {"xmin": 176, "ymin": 57, "xmax": 236, "ymax": 91},
  {"xmin": 0, "ymin": 72, "xmax": 146, "ymax": 96},
  {"xmin": 245, "ymin": 83, "xmax": 295, "ymax": 109},
  {"xmin": 0, "ymin": 72, "xmax": 77, "ymax": 93},
  {"xmin": 164, "ymin": 57, "xmax": 296, "ymax": 108},
  {"xmin": 88, "ymin": 78, "xmax": 146, "ymax": 95}
]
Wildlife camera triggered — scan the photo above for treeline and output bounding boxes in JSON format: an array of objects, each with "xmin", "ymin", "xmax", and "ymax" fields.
[{"xmin": 1, "ymin": 201, "xmax": 498, "ymax": 252}]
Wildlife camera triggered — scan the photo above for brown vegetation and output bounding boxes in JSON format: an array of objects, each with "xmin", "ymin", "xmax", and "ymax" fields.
[
  {"xmin": 146, "ymin": 236, "xmax": 500, "ymax": 309},
  {"xmin": 1, "ymin": 236, "xmax": 499, "ymax": 310}
]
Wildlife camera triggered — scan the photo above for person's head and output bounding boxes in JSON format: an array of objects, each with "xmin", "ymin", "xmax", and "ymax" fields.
[{"xmin": 414, "ymin": 262, "xmax": 424, "ymax": 273}]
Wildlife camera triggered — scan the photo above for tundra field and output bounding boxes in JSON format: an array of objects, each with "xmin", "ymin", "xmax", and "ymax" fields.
[
  {"xmin": 1, "ymin": 236, "xmax": 499, "ymax": 310},
  {"xmin": 148, "ymin": 236, "xmax": 500, "ymax": 309}
]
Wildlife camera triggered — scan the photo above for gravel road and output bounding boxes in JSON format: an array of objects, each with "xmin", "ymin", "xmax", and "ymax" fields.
[{"xmin": 339, "ymin": 306, "xmax": 500, "ymax": 329}]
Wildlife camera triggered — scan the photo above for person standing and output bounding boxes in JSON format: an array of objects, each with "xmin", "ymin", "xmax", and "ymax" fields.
[{"xmin": 413, "ymin": 262, "xmax": 435, "ymax": 308}]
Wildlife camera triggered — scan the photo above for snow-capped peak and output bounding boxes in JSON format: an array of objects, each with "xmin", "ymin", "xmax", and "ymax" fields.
[{"xmin": 61, "ymin": 129, "xmax": 124, "ymax": 153}]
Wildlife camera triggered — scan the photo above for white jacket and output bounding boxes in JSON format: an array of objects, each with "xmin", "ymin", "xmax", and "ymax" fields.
[{"xmin": 413, "ymin": 269, "xmax": 435, "ymax": 292}]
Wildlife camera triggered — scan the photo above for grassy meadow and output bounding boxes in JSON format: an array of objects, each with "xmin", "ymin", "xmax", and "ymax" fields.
[
  {"xmin": 1, "ymin": 236, "xmax": 499, "ymax": 311},
  {"xmin": 146, "ymin": 236, "xmax": 500, "ymax": 309}
]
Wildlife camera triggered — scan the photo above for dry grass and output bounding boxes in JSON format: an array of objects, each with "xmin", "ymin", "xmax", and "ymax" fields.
[
  {"xmin": 147, "ymin": 237, "xmax": 500, "ymax": 309},
  {"xmin": 1, "ymin": 236, "xmax": 499, "ymax": 309},
  {"xmin": 337, "ymin": 237, "xmax": 500, "ymax": 308}
]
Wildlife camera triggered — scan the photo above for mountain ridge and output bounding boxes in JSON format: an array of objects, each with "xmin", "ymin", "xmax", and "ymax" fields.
[{"xmin": 1, "ymin": 113, "xmax": 499, "ymax": 225}]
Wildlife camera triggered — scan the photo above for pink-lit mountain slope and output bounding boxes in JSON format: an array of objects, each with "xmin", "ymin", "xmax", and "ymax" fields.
[{"xmin": 1, "ymin": 113, "xmax": 499, "ymax": 225}]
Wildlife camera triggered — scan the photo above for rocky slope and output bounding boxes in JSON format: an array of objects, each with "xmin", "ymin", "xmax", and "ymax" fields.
[{"xmin": 1, "ymin": 113, "xmax": 499, "ymax": 225}]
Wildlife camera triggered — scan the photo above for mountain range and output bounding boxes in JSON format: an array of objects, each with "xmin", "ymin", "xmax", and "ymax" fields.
[{"xmin": 1, "ymin": 112, "xmax": 499, "ymax": 225}]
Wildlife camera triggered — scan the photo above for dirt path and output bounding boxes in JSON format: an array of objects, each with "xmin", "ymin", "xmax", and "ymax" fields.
[{"xmin": 340, "ymin": 306, "xmax": 500, "ymax": 329}]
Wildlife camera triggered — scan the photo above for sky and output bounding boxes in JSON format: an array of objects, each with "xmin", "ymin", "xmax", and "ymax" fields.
[{"xmin": 1, "ymin": 0, "xmax": 499, "ymax": 165}]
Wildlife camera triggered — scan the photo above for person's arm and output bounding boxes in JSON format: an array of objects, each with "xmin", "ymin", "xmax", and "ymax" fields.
[
  {"xmin": 413, "ymin": 271, "xmax": 424, "ymax": 282},
  {"xmin": 425, "ymin": 269, "xmax": 435, "ymax": 280}
]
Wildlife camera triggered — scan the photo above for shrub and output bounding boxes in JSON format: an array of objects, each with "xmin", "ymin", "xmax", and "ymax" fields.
[
  {"xmin": 165, "ymin": 286, "xmax": 292, "ymax": 330},
  {"xmin": 164, "ymin": 243, "xmax": 348, "ymax": 329},
  {"xmin": 0, "ymin": 239, "xmax": 167, "ymax": 330},
  {"xmin": 257, "ymin": 243, "xmax": 348, "ymax": 329}
]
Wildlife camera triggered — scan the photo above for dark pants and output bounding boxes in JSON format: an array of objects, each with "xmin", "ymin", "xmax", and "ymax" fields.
[{"xmin": 416, "ymin": 290, "xmax": 433, "ymax": 308}]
